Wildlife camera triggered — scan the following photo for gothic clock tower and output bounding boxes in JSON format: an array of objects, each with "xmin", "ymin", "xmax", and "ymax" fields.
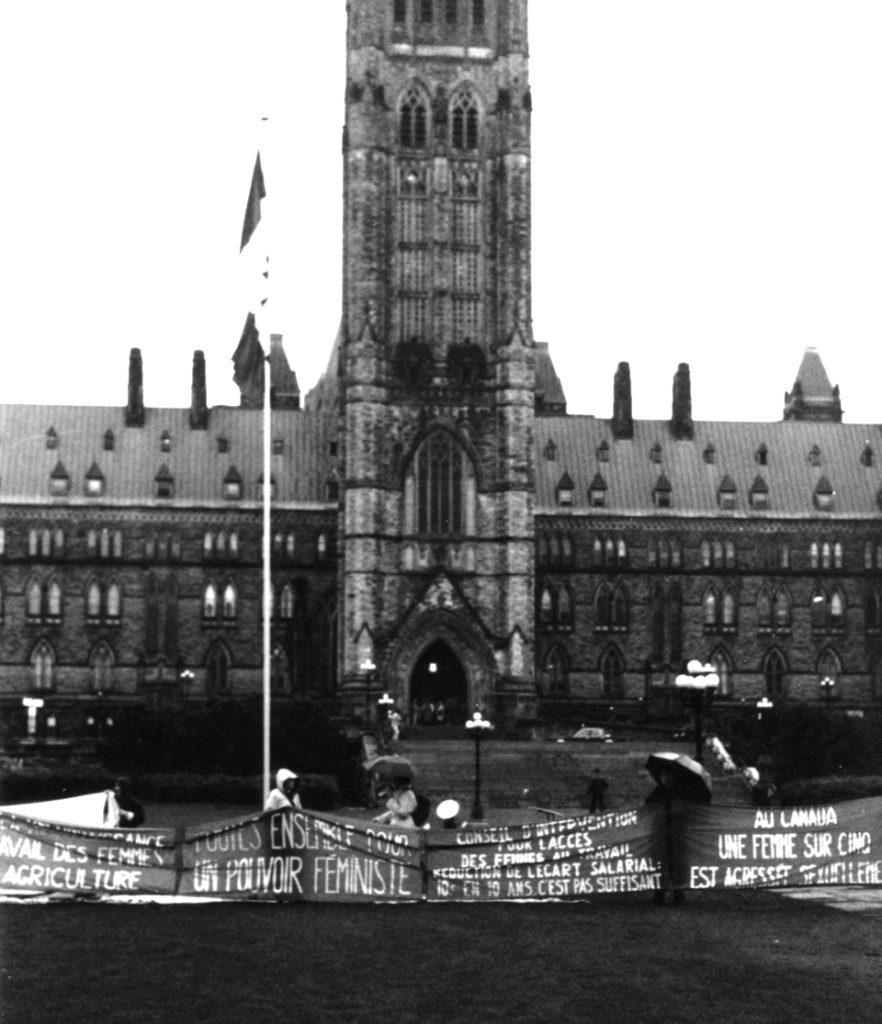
[{"xmin": 338, "ymin": 0, "xmax": 535, "ymax": 728}]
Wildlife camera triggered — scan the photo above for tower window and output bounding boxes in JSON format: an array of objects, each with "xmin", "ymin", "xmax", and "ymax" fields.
[
  {"xmin": 472, "ymin": 0, "xmax": 485, "ymax": 28},
  {"xmin": 412, "ymin": 430, "xmax": 475, "ymax": 535},
  {"xmin": 399, "ymin": 88, "xmax": 428, "ymax": 150},
  {"xmin": 445, "ymin": 0, "xmax": 457, "ymax": 24},
  {"xmin": 420, "ymin": 0, "xmax": 433, "ymax": 23},
  {"xmin": 394, "ymin": 0, "xmax": 406, "ymax": 24},
  {"xmin": 451, "ymin": 89, "xmax": 479, "ymax": 150}
]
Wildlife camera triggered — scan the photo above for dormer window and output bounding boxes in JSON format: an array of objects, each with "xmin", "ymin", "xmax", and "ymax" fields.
[
  {"xmin": 653, "ymin": 474, "xmax": 672, "ymax": 509},
  {"xmin": 103, "ymin": 430, "xmax": 115, "ymax": 452},
  {"xmin": 556, "ymin": 472, "xmax": 575, "ymax": 507},
  {"xmin": 718, "ymin": 475, "xmax": 737, "ymax": 510},
  {"xmin": 589, "ymin": 473, "xmax": 607, "ymax": 508},
  {"xmin": 597, "ymin": 440, "xmax": 610, "ymax": 463},
  {"xmin": 703, "ymin": 443, "xmax": 716, "ymax": 465},
  {"xmin": 160, "ymin": 431, "xmax": 172, "ymax": 453},
  {"xmin": 814, "ymin": 476, "xmax": 834, "ymax": 511},
  {"xmin": 756, "ymin": 444, "xmax": 768, "ymax": 466},
  {"xmin": 50, "ymin": 460, "xmax": 70, "ymax": 496},
  {"xmin": 217, "ymin": 436, "xmax": 229, "ymax": 454},
  {"xmin": 273, "ymin": 438, "xmax": 284, "ymax": 455},
  {"xmin": 155, "ymin": 464, "xmax": 174, "ymax": 499},
  {"xmin": 46, "ymin": 427, "xmax": 59, "ymax": 450},
  {"xmin": 543, "ymin": 440, "xmax": 556, "ymax": 461},
  {"xmin": 85, "ymin": 463, "xmax": 105, "ymax": 498},
  {"xmin": 750, "ymin": 475, "xmax": 769, "ymax": 511},
  {"xmin": 809, "ymin": 444, "xmax": 821, "ymax": 467},
  {"xmin": 223, "ymin": 467, "xmax": 243, "ymax": 501},
  {"xmin": 860, "ymin": 443, "xmax": 874, "ymax": 467},
  {"xmin": 650, "ymin": 442, "xmax": 662, "ymax": 464}
]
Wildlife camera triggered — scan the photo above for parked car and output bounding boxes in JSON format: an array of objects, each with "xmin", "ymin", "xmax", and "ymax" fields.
[{"xmin": 569, "ymin": 726, "xmax": 614, "ymax": 743}]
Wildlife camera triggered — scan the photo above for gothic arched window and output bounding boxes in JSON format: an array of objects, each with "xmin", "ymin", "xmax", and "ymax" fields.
[
  {"xmin": 399, "ymin": 87, "xmax": 428, "ymax": 150},
  {"xmin": 32, "ymin": 640, "xmax": 55, "ymax": 691},
  {"xmin": 203, "ymin": 583, "xmax": 218, "ymax": 620},
  {"xmin": 764, "ymin": 649, "xmax": 787, "ymax": 697},
  {"xmin": 91, "ymin": 643, "xmax": 114, "ymax": 693},
  {"xmin": 600, "ymin": 647, "xmax": 625, "ymax": 699},
  {"xmin": 542, "ymin": 647, "xmax": 569, "ymax": 698},
  {"xmin": 411, "ymin": 430, "xmax": 474, "ymax": 536},
  {"xmin": 222, "ymin": 583, "xmax": 237, "ymax": 621},
  {"xmin": 450, "ymin": 87, "xmax": 479, "ymax": 150}
]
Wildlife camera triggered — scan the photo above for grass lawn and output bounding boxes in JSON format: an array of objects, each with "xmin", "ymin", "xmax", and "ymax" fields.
[{"xmin": 2, "ymin": 890, "xmax": 881, "ymax": 1024}]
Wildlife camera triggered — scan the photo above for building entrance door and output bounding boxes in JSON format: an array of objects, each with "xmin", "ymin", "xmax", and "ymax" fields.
[{"xmin": 410, "ymin": 641, "xmax": 468, "ymax": 725}]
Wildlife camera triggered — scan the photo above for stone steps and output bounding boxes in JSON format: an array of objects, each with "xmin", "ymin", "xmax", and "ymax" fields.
[{"xmin": 388, "ymin": 737, "xmax": 755, "ymax": 813}]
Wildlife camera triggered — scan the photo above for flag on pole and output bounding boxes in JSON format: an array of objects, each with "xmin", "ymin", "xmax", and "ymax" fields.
[
  {"xmin": 240, "ymin": 152, "xmax": 266, "ymax": 251},
  {"xmin": 232, "ymin": 311, "xmax": 265, "ymax": 408}
]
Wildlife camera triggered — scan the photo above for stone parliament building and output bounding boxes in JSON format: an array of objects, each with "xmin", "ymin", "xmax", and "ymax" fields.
[{"xmin": 1, "ymin": 0, "xmax": 881, "ymax": 746}]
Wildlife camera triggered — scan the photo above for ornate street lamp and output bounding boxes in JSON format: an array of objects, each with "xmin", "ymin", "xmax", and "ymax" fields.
[
  {"xmin": 360, "ymin": 658, "xmax": 377, "ymax": 722},
  {"xmin": 756, "ymin": 696, "xmax": 774, "ymax": 721},
  {"xmin": 674, "ymin": 660, "xmax": 719, "ymax": 764},
  {"xmin": 378, "ymin": 692, "xmax": 394, "ymax": 748},
  {"xmin": 819, "ymin": 676, "xmax": 836, "ymax": 707},
  {"xmin": 466, "ymin": 710, "xmax": 493, "ymax": 820}
]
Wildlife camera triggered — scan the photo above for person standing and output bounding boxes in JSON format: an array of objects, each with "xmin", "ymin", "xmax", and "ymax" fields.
[
  {"xmin": 373, "ymin": 773, "xmax": 417, "ymax": 828},
  {"xmin": 264, "ymin": 768, "xmax": 303, "ymax": 811},
  {"xmin": 112, "ymin": 777, "xmax": 145, "ymax": 828},
  {"xmin": 587, "ymin": 768, "xmax": 608, "ymax": 814}
]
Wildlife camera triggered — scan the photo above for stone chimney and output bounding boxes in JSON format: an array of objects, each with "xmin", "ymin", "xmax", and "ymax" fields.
[
  {"xmin": 671, "ymin": 363, "xmax": 693, "ymax": 440},
  {"xmin": 189, "ymin": 350, "xmax": 208, "ymax": 429},
  {"xmin": 125, "ymin": 348, "xmax": 145, "ymax": 427},
  {"xmin": 612, "ymin": 361, "xmax": 634, "ymax": 439}
]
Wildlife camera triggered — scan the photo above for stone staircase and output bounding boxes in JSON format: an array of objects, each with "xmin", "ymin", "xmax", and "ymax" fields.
[{"xmin": 389, "ymin": 735, "xmax": 756, "ymax": 815}]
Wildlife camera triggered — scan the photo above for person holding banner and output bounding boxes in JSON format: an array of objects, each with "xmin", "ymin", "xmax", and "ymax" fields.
[
  {"xmin": 373, "ymin": 773, "xmax": 417, "ymax": 829},
  {"xmin": 112, "ymin": 777, "xmax": 145, "ymax": 828},
  {"xmin": 264, "ymin": 768, "xmax": 303, "ymax": 811}
]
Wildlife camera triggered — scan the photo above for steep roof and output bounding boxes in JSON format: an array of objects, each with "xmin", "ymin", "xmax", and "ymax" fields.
[
  {"xmin": 0, "ymin": 405, "xmax": 337, "ymax": 508},
  {"xmin": 535, "ymin": 416, "xmax": 882, "ymax": 518}
]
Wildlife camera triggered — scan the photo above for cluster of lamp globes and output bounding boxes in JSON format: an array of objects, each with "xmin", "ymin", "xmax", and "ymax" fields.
[
  {"xmin": 674, "ymin": 660, "xmax": 721, "ymax": 692},
  {"xmin": 465, "ymin": 711, "xmax": 493, "ymax": 733}
]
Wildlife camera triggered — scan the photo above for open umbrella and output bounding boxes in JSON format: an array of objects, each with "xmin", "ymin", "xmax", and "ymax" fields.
[
  {"xmin": 363, "ymin": 754, "xmax": 414, "ymax": 779},
  {"xmin": 645, "ymin": 751, "xmax": 712, "ymax": 803}
]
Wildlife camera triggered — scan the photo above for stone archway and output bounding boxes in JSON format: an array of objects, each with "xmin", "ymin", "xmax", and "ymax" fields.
[
  {"xmin": 410, "ymin": 640, "xmax": 468, "ymax": 725},
  {"xmin": 385, "ymin": 609, "xmax": 496, "ymax": 725}
]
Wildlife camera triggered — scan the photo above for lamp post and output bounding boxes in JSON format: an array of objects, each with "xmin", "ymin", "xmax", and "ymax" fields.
[
  {"xmin": 674, "ymin": 660, "xmax": 719, "ymax": 764},
  {"xmin": 819, "ymin": 676, "xmax": 836, "ymax": 707},
  {"xmin": 360, "ymin": 658, "xmax": 377, "ymax": 723},
  {"xmin": 378, "ymin": 691, "xmax": 394, "ymax": 749},
  {"xmin": 756, "ymin": 696, "xmax": 774, "ymax": 722},
  {"xmin": 466, "ymin": 710, "xmax": 493, "ymax": 820}
]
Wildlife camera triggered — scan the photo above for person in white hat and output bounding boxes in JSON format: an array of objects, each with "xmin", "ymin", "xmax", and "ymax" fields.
[{"xmin": 264, "ymin": 768, "xmax": 302, "ymax": 811}]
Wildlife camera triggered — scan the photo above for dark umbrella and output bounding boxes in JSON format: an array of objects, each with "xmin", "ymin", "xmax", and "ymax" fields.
[
  {"xmin": 645, "ymin": 751, "xmax": 712, "ymax": 803},
  {"xmin": 363, "ymin": 754, "xmax": 414, "ymax": 779}
]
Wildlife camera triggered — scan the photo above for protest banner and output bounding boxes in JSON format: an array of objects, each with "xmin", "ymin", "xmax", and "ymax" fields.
[
  {"xmin": 674, "ymin": 798, "xmax": 882, "ymax": 891},
  {"xmin": 178, "ymin": 809, "xmax": 425, "ymax": 902},
  {"xmin": 0, "ymin": 809, "xmax": 177, "ymax": 896},
  {"xmin": 3, "ymin": 797, "xmax": 882, "ymax": 901},
  {"xmin": 426, "ymin": 806, "xmax": 665, "ymax": 901}
]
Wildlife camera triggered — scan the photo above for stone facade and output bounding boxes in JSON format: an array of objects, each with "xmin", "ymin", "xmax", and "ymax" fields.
[{"xmin": 1, "ymin": 1, "xmax": 880, "ymax": 748}]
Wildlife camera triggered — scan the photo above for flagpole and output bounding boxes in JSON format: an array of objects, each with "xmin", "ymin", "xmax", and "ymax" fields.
[{"xmin": 262, "ymin": 348, "xmax": 271, "ymax": 806}]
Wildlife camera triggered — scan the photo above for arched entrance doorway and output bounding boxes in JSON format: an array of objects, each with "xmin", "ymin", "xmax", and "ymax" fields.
[{"xmin": 410, "ymin": 641, "xmax": 468, "ymax": 725}]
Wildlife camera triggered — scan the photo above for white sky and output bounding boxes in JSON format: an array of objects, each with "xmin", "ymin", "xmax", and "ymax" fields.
[{"xmin": 1, "ymin": 1, "xmax": 880, "ymax": 424}]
